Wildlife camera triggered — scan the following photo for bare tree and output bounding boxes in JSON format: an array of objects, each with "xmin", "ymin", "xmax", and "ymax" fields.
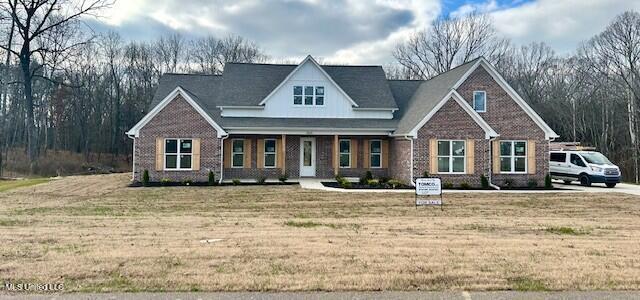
[
  {"xmin": 393, "ymin": 13, "xmax": 510, "ymax": 79},
  {"xmin": 0, "ymin": 0, "xmax": 112, "ymax": 173},
  {"xmin": 189, "ymin": 34, "xmax": 266, "ymax": 75},
  {"xmin": 153, "ymin": 33, "xmax": 185, "ymax": 74}
]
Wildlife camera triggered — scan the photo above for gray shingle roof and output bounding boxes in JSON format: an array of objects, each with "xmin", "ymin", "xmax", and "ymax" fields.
[
  {"xmin": 393, "ymin": 59, "xmax": 480, "ymax": 135},
  {"xmin": 148, "ymin": 58, "xmax": 482, "ymax": 133},
  {"xmin": 219, "ymin": 62, "xmax": 397, "ymax": 109}
]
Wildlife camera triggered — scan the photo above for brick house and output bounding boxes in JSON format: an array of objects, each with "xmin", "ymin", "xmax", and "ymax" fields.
[{"xmin": 126, "ymin": 55, "xmax": 558, "ymax": 188}]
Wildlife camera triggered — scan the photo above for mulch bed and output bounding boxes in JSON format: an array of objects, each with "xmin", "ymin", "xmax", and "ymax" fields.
[{"xmin": 322, "ymin": 181, "xmax": 564, "ymax": 191}]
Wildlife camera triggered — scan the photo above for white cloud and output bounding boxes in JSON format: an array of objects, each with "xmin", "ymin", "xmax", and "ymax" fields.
[{"xmin": 490, "ymin": 0, "xmax": 640, "ymax": 53}]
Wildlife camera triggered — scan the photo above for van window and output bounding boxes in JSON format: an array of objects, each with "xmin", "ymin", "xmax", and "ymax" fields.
[
  {"xmin": 570, "ymin": 154, "xmax": 586, "ymax": 167},
  {"xmin": 550, "ymin": 153, "xmax": 566, "ymax": 162}
]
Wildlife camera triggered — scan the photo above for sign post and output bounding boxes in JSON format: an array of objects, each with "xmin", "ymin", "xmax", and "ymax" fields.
[{"xmin": 415, "ymin": 177, "xmax": 443, "ymax": 210}]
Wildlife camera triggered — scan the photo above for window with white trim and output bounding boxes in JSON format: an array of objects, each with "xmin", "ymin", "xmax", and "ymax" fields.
[
  {"xmin": 500, "ymin": 141, "xmax": 527, "ymax": 173},
  {"xmin": 370, "ymin": 140, "xmax": 382, "ymax": 168},
  {"xmin": 293, "ymin": 85, "xmax": 324, "ymax": 106},
  {"xmin": 437, "ymin": 140, "xmax": 465, "ymax": 173},
  {"xmin": 264, "ymin": 139, "xmax": 276, "ymax": 168},
  {"xmin": 232, "ymin": 139, "xmax": 244, "ymax": 168},
  {"xmin": 473, "ymin": 91, "xmax": 486, "ymax": 112},
  {"xmin": 339, "ymin": 139, "xmax": 351, "ymax": 168},
  {"xmin": 165, "ymin": 139, "xmax": 192, "ymax": 170}
]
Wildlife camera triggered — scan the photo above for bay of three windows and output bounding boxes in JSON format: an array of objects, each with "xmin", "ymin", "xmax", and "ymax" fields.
[{"xmin": 293, "ymin": 85, "xmax": 324, "ymax": 106}]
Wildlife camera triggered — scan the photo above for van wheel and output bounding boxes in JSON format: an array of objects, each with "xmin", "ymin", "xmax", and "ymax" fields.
[
  {"xmin": 606, "ymin": 183, "xmax": 617, "ymax": 188},
  {"xmin": 579, "ymin": 175, "xmax": 591, "ymax": 187},
  {"xmin": 563, "ymin": 180, "xmax": 572, "ymax": 185}
]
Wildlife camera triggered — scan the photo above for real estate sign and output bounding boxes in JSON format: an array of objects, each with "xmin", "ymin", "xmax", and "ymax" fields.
[{"xmin": 415, "ymin": 178, "xmax": 443, "ymax": 208}]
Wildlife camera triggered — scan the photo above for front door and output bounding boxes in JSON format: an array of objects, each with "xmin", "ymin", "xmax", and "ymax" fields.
[{"xmin": 299, "ymin": 137, "xmax": 316, "ymax": 177}]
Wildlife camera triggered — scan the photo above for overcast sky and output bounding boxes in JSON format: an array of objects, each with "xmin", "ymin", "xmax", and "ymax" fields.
[{"xmin": 90, "ymin": 0, "xmax": 640, "ymax": 65}]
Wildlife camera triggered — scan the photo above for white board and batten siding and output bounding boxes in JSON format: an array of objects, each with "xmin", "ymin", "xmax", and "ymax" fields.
[{"xmin": 221, "ymin": 60, "xmax": 394, "ymax": 119}]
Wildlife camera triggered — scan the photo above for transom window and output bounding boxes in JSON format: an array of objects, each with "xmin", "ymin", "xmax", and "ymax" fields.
[
  {"xmin": 437, "ymin": 140, "xmax": 465, "ymax": 173},
  {"xmin": 500, "ymin": 141, "xmax": 527, "ymax": 173},
  {"xmin": 264, "ymin": 139, "xmax": 277, "ymax": 168},
  {"xmin": 165, "ymin": 138, "xmax": 192, "ymax": 170},
  {"xmin": 339, "ymin": 139, "xmax": 351, "ymax": 168},
  {"xmin": 232, "ymin": 139, "xmax": 245, "ymax": 168},
  {"xmin": 473, "ymin": 91, "xmax": 486, "ymax": 112},
  {"xmin": 293, "ymin": 85, "xmax": 324, "ymax": 106},
  {"xmin": 370, "ymin": 140, "xmax": 382, "ymax": 168}
]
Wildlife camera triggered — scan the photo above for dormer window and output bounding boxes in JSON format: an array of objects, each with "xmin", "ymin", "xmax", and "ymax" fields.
[
  {"xmin": 473, "ymin": 91, "xmax": 486, "ymax": 112},
  {"xmin": 293, "ymin": 85, "xmax": 324, "ymax": 106}
]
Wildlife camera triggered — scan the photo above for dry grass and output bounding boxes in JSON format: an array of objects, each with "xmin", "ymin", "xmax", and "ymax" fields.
[
  {"xmin": 0, "ymin": 178, "xmax": 50, "ymax": 192},
  {"xmin": 1, "ymin": 173, "xmax": 640, "ymax": 292}
]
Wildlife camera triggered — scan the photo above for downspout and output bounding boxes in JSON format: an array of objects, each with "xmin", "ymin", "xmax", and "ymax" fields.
[
  {"xmin": 488, "ymin": 136, "xmax": 500, "ymax": 190},
  {"xmin": 404, "ymin": 135, "xmax": 415, "ymax": 186},
  {"xmin": 219, "ymin": 135, "xmax": 228, "ymax": 184},
  {"xmin": 127, "ymin": 134, "xmax": 136, "ymax": 181}
]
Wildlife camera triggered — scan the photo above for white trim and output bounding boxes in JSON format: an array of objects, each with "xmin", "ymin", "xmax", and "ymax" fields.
[
  {"xmin": 435, "ymin": 140, "xmax": 466, "ymax": 174},
  {"xmin": 226, "ymin": 127, "xmax": 394, "ymax": 136},
  {"xmin": 472, "ymin": 90, "xmax": 486, "ymax": 113},
  {"xmin": 163, "ymin": 138, "xmax": 194, "ymax": 171},
  {"xmin": 338, "ymin": 139, "xmax": 351, "ymax": 168},
  {"xmin": 408, "ymin": 90, "xmax": 498, "ymax": 139},
  {"xmin": 126, "ymin": 86, "xmax": 227, "ymax": 138},
  {"xmin": 231, "ymin": 138, "xmax": 245, "ymax": 168},
  {"xmin": 353, "ymin": 107, "xmax": 398, "ymax": 112},
  {"xmin": 498, "ymin": 140, "xmax": 528, "ymax": 174},
  {"xmin": 369, "ymin": 139, "xmax": 382, "ymax": 169},
  {"xmin": 258, "ymin": 55, "xmax": 359, "ymax": 107},
  {"xmin": 453, "ymin": 58, "xmax": 559, "ymax": 139},
  {"xmin": 263, "ymin": 138, "xmax": 277, "ymax": 168}
]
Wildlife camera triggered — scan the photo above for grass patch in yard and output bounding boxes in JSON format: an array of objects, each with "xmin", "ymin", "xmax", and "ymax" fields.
[
  {"xmin": 508, "ymin": 277, "xmax": 548, "ymax": 291},
  {"xmin": 544, "ymin": 226, "xmax": 591, "ymax": 235},
  {"xmin": 0, "ymin": 178, "xmax": 49, "ymax": 192},
  {"xmin": 284, "ymin": 220, "xmax": 360, "ymax": 230},
  {"xmin": 0, "ymin": 218, "xmax": 29, "ymax": 226}
]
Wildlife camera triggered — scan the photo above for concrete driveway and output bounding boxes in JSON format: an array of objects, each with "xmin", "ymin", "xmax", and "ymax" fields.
[{"xmin": 553, "ymin": 180, "xmax": 640, "ymax": 196}]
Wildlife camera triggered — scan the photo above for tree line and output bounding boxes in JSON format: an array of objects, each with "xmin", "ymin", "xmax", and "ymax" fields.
[{"xmin": 0, "ymin": 1, "xmax": 638, "ymax": 183}]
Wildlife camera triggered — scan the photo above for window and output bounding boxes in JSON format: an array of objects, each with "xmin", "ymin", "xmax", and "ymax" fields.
[
  {"xmin": 370, "ymin": 140, "xmax": 382, "ymax": 168},
  {"xmin": 165, "ymin": 139, "xmax": 192, "ymax": 170},
  {"xmin": 264, "ymin": 139, "xmax": 276, "ymax": 168},
  {"xmin": 315, "ymin": 86, "xmax": 324, "ymax": 105},
  {"xmin": 570, "ymin": 154, "xmax": 586, "ymax": 167},
  {"xmin": 500, "ymin": 141, "xmax": 526, "ymax": 173},
  {"xmin": 437, "ymin": 140, "xmax": 465, "ymax": 173},
  {"xmin": 550, "ymin": 152, "xmax": 566, "ymax": 163},
  {"xmin": 232, "ymin": 139, "xmax": 244, "ymax": 168},
  {"xmin": 293, "ymin": 85, "xmax": 325, "ymax": 106},
  {"xmin": 339, "ymin": 139, "xmax": 351, "ymax": 168},
  {"xmin": 473, "ymin": 91, "xmax": 486, "ymax": 112},
  {"xmin": 293, "ymin": 86, "xmax": 303, "ymax": 105}
]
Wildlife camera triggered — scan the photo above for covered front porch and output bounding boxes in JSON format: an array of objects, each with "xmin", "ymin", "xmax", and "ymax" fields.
[{"xmin": 221, "ymin": 134, "xmax": 392, "ymax": 181}]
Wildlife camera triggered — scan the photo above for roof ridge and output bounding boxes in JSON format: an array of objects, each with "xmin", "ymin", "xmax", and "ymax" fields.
[
  {"xmin": 163, "ymin": 73, "xmax": 222, "ymax": 77},
  {"xmin": 424, "ymin": 57, "xmax": 482, "ymax": 82},
  {"xmin": 227, "ymin": 61, "xmax": 383, "ymax": 68}
]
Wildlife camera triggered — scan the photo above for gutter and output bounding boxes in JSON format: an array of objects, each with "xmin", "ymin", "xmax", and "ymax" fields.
[
  {"xmin": 488, "ymin": 136, "xmax": 500, "ymax": 190},
  {"xmin": 126, "ymin": 133, "xmax": 136, "ymax": 181},
  {"xmin": 219, "ymin": 135, "xmax": 228, "ymax": 184},
  {"xmin": 404, "ymin": 135, "xmax": 415, "ymax": 186}
]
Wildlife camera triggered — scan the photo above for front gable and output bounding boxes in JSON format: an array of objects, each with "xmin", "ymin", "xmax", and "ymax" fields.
[{"xmin": 454, "ymin": 59, "xmax": 558, "ymax": 139}]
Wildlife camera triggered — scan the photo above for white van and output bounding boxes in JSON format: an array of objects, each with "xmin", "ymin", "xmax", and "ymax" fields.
[{"xmin": 549, "ymin": 151, "xmax": 621, "ymax": 188}]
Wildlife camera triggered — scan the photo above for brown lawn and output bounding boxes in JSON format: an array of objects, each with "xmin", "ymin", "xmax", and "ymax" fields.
[{"xmin": 1, "ymin": 173, "xmax": 640, "ymax": 292}]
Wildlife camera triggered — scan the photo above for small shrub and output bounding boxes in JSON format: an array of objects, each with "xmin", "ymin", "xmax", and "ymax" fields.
[
  {"xmin": 503, "ymin": 179, "xmax": 514, "ymax": 189},
  {"xmin": 379, "ymin": 177, "xmax": 390, "ymax": 184},
  {"xmin": 256, "ymin": 176, "xmax": 266, "ymax": 185},
  {"xmin": 545, "ymin": 173, "xmax": 553, "ymax": 189},
  {"xmin": 459, "ymin": 182, "xmax": 471, "ymax": 189},
  {"xmin": 340, "ymin": 180, "xmax": 352, "ymax": 189},
  {"xmin": 528, "ymin": 179, "xmax": 538, "ymax": 188},
  {"xmin": 142, "ymin": 170, "xmax": 150, "ymax": 187},
  {"xmin": 366, "ymin": 179, "xmax": 379, "ymax": 186},
  {"xmin": 359, "ymin": 171, "xmax": 373, "ymax": 184},
  {"xmin": 422, "ymin": 171, "xmax": 430, "ymax": 178},
  {"xmin": 182, "ymin": 179, "xmax": 193, "ymax": 186},
  {"xmin": 160, "ymin": 178, "xmax": 171, "ymax": 186},
  {"xmin": 208, "ymin": 171, "xmax": 216, "ymax": 186},
  {"xmin": 443, "ymin": 182, "xmax": 453, "ymax": 189},
  {"xmin": 278, "ymin": 174, "xmax": 288, "ymax": 183},
  {"xmin": 388, "ymin": 179, "xmax": 402, "ymax": 189},
  {"xmin": 335, "ymin": 174, "xmax": 344, "ymax": 182},
  {"xmin": 480, "ymin": 175, "xmax": 489, "ymax": 189},
  {"xmin": 232, "ymin": 178, "xmax": 241, "ymax": 186}
]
